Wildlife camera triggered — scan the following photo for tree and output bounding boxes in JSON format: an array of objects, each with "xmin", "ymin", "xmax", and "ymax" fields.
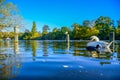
[
  {"xmin": 61, "ymin": 26, "xmax": 71, "ymax": 34},
  {"xmin": 83, "ymin": 20, "xmax": 91, "ymax": 27},
  {"xmin": 52, "ymin": 27, "xmax": 60, "ymax": 40},
  {"xmin": 31, "ymin": 21, "xmax": 37, "ymax": 33},
  {"xmin": 53, "ymin": 27, "xmax": 59, "ymax": 33},
  {"xmin": 0, "ymin": 0, "xmax": 24, "ymax": 39},
  {"xmin": 22, "ymin": 29, "xmax": 31, "ymax": 40},
  {"xmin": 31, "ymin": 21, "xmax": 37, "ymax": 37},
  {"xmin": 116, "ymin": 28, "xmax": 120, "ymax": 40},
  {"xmin": 42, "ymin": 25, "xmax": 49, "ymax": 34},
  {"xmin": 95, "ymin": 16, "xmax": 114, "ymax": 39},
  {"xmin": 72, "ymin": 23, "xmax": 81, "ymax": 39},
  {"xmin": 117, "ymin": 19, "xmax": 120, "ymax": 28},
  {"xmin": 42, "ymin": 25, "xmax": 50, "ymax": 39},
  {"xmin": 0, "ymin": 1, "xmax": 18, "ymax": 29}
]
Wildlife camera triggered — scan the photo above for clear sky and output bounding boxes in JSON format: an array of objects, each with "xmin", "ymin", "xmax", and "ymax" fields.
[{"xmin": 8, "ymin": 0, "xmax": 120, "ymax": 31}]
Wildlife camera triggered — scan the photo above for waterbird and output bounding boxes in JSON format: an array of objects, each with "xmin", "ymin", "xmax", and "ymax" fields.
[{"xmin": 86, "ymin": 36, "xmax": 113, "ymax": 53}]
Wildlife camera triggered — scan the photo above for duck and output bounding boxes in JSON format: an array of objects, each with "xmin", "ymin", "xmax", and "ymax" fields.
[{"xmin": 86, "ymin": 36, "xmax": 113, "ymax": 53}]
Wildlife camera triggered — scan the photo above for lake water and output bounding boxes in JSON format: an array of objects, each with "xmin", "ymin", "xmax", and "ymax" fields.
[{"xmin": 0, "ymin": 40, "xmax": 120, "ymax": 80}]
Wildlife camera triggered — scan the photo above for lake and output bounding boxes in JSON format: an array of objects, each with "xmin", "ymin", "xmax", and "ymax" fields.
[{"xmin": 0, "ymin": 40, "xmax": 120, "ymax": 80}]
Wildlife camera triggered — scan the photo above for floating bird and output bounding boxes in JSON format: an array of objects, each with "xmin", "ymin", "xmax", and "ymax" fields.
[{"xmin": 86, "ymin": 36, "xmax": 113, "ymax": 53}]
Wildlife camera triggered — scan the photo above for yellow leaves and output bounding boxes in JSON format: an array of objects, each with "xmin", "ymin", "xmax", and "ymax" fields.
[
  {"xmin": 2, "ymin": 9, "xmax": 9, "ymax": 16},
  {"xmin": 76, "ymin": 27, "xmax": 80, "ymax": 30},
  {"xmin": 91, "ymin": 28, "xmax": 99, "ymax": 35},
  {"xmin": 31, "ymin": 32, "xmax": 41, "ymax": 39},
  {"xmin": 74, "ymin": 27, "xmax": 81, "ymax": 31},
  {"xmin": 42, "ymin": 31, "xmax": 49, "ymax": 35},
  {"xmin": 34, "ymin": 32, "xmax": 41, "ymax": 37},
  {"xmin": 116, "ymin": 28, "xmax": 120, "ymax": 34},
  {"xmin": 74, "ymin": 27, "xmax": 99, "ymax": 39},
  {"xmin": 53, "ymin": 30, "xmax": 57, "ymax": 33},
  {"xmin": 0, "ymin": 23, "xmax": 5, "ymax": 28}
]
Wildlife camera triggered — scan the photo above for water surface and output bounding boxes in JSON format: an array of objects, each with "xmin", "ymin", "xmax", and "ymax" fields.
[{"xmin": 0, "ymin": 40, "xmax": 120, "ymax": 80}]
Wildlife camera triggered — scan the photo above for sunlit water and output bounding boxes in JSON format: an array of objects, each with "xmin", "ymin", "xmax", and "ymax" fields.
[{"xmin": 0, "ymin": 40, "xmax": 120, "ymax": 80}]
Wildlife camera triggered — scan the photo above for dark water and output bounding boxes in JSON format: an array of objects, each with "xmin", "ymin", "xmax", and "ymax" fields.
[{"xmin": 0, "ymin": 40, "xmax": 120, "ymax": 80}]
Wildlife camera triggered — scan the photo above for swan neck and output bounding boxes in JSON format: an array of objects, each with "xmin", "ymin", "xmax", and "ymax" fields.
[
  {"xmin": 96, "ymin": 39, "xmax": 99, "ymax": 41},
  {"xmin": 95, "ymin": 38, "xmax": 99, "ymax": 41}
]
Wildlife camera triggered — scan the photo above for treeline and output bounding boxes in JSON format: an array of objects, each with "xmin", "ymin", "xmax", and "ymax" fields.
[
  {"xmin": 20, "ymin": 16, "xmax": 120, "ymax": 40},
  {"xmin": 1, "ymin": 16, "xmax": 120, "ymax": 40}
]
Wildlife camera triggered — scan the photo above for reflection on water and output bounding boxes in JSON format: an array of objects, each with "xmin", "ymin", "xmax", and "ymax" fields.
[
  {"xmin": 0, "ymin": 41, "xmax": 21, "ymax": 80},
  {"xmin": 0, "ymin": 40, "xmax": 120, "ymax": 80},
  {"xmin": 42, "ymin": 40, "xmax": 49, "ymax": 56},
  {"xmin": 31, "ymin": 40, "xmax": 38, "ymax": 61},
  {"xmin": 14, "ymin": 42, "xmax": 19, "ymax": 54}
]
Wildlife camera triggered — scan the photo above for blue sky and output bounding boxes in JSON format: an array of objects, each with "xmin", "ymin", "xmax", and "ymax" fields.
[{"xmin": 8, "ymin": 0, "xmax": 120, "ymax": 31}]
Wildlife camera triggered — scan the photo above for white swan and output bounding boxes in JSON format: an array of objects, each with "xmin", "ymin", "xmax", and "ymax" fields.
[{"xmin": 86, "ymin": 36, "xmax": 113, "ymax": 53}]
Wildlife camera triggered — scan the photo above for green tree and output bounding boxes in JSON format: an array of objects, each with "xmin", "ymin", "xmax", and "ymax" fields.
[
  {"xmin": 22, "ymin": 29, "xmax": 32, "ymax": 40},
  {"xmin": 95, "ymin": 16, "xmax": 114, "ymax": 39},
  {"xmin": 31, "ymin": 21, "xmax": 37, "ymax": 33},
  {"xmin": 42, "ymin": 25, "xmax": 49, "ymax": 34},
  {"xmin": 51, "ymin": 27, "xmax": 60, "ymax": 40},
  {"xmin": 42, "ymin": 25, "xmax": 50, "ymax": 40},
  {"xmin": 53, "ymin": 27, "xmax": 59, "ymax": 33},
  {"xmin": 83, "ymin": 20, "xmax": 91, "ymax": 27},
  {"xmin": 61, "ymin": 26, "xmax": 71, "ymax": 34},
  {"xmin": 31, "ymin": 21, "xmax": 37, "ymax": 37},
  {"xmin": 116, "ymin": 27, "xmax": 120, "ymax": 40},
  {"xmin": 117, "ymin": 19, "xmax": 120, "ymax": 28},
  {"xmin": 72, "ymin": 23, "xmax": 81, "ymax": 39}
]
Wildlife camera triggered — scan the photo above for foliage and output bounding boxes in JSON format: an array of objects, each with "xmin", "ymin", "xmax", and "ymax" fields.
[
  {"xmin": 31, "ymin": 21, "xmax": 37, "ymax": 34},
  {"xmin": 0, "ymin": 0, "xmax": 21, "ymax": 30},
  {"xmin": 116, "ymin": 28, "xmax": 120, "ymax": 40},
  {"xmin": 41, "ymin": 25, "xmax": 50, "ymax": 39},
  {"xmin": 20, "ymin": 22, "xmax": 41, "ymax": 40},
  {"xmin": 14, "ymin": 16, "xmax": 120, "ymax": 40},
  {"xmin": 83, "ymin": 20, "xmax": 91, "ymax": 27},
  {"xmin": 1, "ymin": 15, "xmax": 120, "ymax": 40},
  {"xmin": 31, "ymin": 21, "xmax": 39, "ymax": 39},
  {"xmin": 95, "ymin": 16, "xmax": 114, "ymax": 39},
  {"xmin": 117, "ymin": 20, "xmax": 120, "ymax": 28}
]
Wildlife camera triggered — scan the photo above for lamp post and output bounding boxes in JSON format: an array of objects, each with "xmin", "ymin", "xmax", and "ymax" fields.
[
  {"xmin": 65, "ymin": 32, "xmax": 70, "ymax": 43},
  {"xmin": 109, "ymin": 32, "xmax": 115, "ymax": 52},
  {"xmin": 14, "ymin": 26, "xmax": 19, "ymax": 43},
  {"xmin": 65, "ymin": 32, "xmax": 70, "ymax": 51}
]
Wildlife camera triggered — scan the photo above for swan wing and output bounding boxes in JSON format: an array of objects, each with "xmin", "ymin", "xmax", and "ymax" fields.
[
  {"xmin": 87, "ymin": 42, "xmax": 98, "ymax": 47},
  {"xmin": 87, "ymin": 41, "xmax": 108, "ymax": 47},
  {"xmin": 96, "ymin": 41, "xmax": 108, "ymax": 47}
]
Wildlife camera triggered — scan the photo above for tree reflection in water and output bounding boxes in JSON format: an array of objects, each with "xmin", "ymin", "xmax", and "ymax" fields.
[
  {"xmin": 0, "ymin": 41, "xmax": 22, "ymax": 80},
  {"xmin": 42, "ymin": 40, "xmax": 49, "ymax": 56},
  {"xmin": 31, "ymin": 40, "xmax": 38, "ymax": 61},
  {"xmin": 0, "ymin": 40, "xmax": 120, "ymax": 80}
]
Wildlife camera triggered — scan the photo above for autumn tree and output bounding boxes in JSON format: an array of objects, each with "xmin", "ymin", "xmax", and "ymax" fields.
[{"xmin": 0, "ymin": 0, "xmax": 24, "ymax": 40}]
